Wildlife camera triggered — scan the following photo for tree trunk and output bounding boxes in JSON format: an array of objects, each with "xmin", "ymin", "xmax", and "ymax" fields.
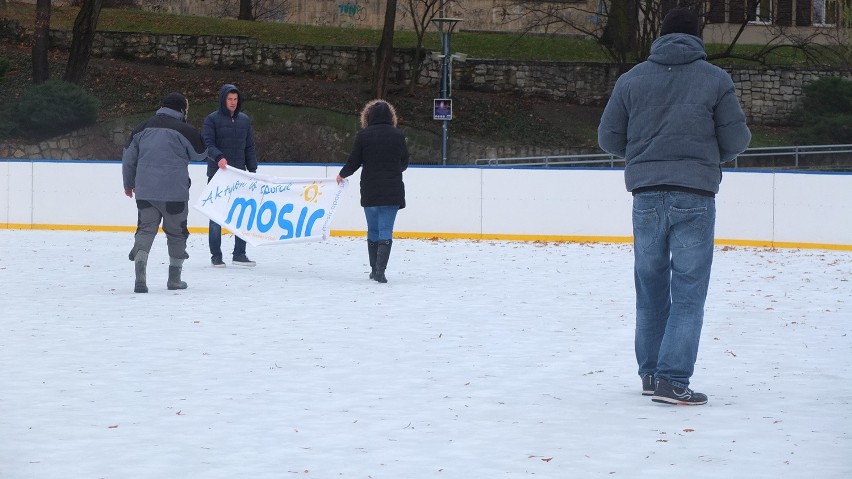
[
  {"xmin": 601, "ymin": 0, "xmax": 640, "ymax": 63},
  {"xmin": 373, "ymin": 0, "xmax": 398, "ymax": 100},
  {"xmin": 239, "ymin": 0, "xmax": 253, "ymax": 20},
  {"xmin": 32, "ymin": 0, "xmax": 51, "ymax": 84},
  {"xmin": 406, "ymin": 0, "xmax": 450, "ymax": 95},
  {"xmin": 63, "ymin": 0, "xmax": 103, "ymax": 85}
]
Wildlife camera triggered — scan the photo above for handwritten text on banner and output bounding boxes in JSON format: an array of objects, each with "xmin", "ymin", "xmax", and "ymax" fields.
[{"xmin": 194, "ymin": 167, "xmax": 347, "ymax": 246}]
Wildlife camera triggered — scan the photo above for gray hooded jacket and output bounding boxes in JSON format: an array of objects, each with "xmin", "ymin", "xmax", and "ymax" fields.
[
  {"xmin": 122, "ymin": 107, "xmax": 209, "ymax": 201},
  {"xmin": 598, "ymin": 33, "xmax": 751, "ymax": 194}
]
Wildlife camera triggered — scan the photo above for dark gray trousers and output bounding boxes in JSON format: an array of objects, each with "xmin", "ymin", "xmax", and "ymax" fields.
[{"xmin": 130, "ymin": 200, "xmax": 190, "ymax": 260}]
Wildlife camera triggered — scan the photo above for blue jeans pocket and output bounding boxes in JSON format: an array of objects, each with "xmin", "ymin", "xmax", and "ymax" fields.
[
  {"xmin": 669, "ymin": 206, "xmax": 713, "ymax": 248},
  {"xmin": 632, "ymin": 207, "xmax": 659, "ymax": 251}
]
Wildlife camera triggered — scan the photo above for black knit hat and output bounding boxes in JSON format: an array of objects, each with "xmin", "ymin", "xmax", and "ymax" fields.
[
  {"xmin": 660, "ymin": 7, "xmax": 700, "ymax": 37},
  {"xmin": 161, "ymin": 92, "xmax": 188, "ymax": 113}
]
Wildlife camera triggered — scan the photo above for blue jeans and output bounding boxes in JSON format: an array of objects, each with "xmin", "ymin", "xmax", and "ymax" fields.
[
  {"xmin": 632, "ymin": 191, "xmax": 716, "ymax": 388},
  {"xmin": 209, "ymin": 220, "xmax": 247, "ymax": 259},
  {"xmin": 364, "ymin": 206, "xmax": 399, "ymax": 241}
]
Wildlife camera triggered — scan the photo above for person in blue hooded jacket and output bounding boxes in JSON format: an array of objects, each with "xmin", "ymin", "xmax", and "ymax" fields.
[
  {"xmin": 203, "ymin": 84, "xmax": 259, "ymax": 268},
  {"xmin": 598, "ymin": 7, "xmax": 751, "ymax": 406},
  {"xmin": 337, "ymin": 99, "xmax": 409, "ymax": 284}
]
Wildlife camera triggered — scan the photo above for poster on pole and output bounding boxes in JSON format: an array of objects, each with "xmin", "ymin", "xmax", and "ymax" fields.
[
  {"xmin": 433, "ymin": 98, "xmax": 453, "ymax": 120},
  {"xmin": 194, "ymin": 167, "xmax": 347, "ymax": 247}
]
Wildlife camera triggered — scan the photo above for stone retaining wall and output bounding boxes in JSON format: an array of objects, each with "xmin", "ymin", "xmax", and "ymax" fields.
[
  {"xmin": 0, "ymin": 117, "xmax": 599, "ymax": 164},
  {"xmin": 45, "ymin": 30, "xmax": 850, "ymax": 126},
  {"xmin": 2, "ymin": 16, "xmax": 849, "ymax": 124},
  {"xmin": 0, "ymin": 119, "xmax": 135, "ymax": 161},
  {"xmin": 3, "ymin": 29, "xmax": 849, "ymax": 160}
]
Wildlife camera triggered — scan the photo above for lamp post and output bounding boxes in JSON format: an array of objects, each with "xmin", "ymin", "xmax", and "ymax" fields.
[{"xmin": 430, "ymin": 17, "xmax": 462, "ymax": 166}]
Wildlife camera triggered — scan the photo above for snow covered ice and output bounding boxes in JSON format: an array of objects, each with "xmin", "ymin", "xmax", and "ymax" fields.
[{"xmin": 0, "ymin": 229, "xmax": 850, "ymax": 478}]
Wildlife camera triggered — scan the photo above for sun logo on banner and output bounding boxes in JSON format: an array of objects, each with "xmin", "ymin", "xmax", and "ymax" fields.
[{"xmin": 302, "ymin": 182, "xmax": 323, "ymax": 203}]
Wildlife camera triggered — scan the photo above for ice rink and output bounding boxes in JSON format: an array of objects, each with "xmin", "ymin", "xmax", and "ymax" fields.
[{"xmin": 1, "ymin": 229, "xmax": 850, "ymax": 478}]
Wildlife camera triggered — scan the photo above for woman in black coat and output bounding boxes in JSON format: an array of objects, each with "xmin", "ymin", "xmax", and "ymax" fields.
[{"xmin": 337, "ymin": 100, "xmax": 409, "ymax": 283}]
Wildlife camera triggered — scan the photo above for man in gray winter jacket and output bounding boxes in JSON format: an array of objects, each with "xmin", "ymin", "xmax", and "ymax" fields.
[
  {"xmin": 598, "ymin": 7, "xmax": 751, "ymax": 406},
  {"xmin": 122, "ymin": 92, "xmax": 211, "ymax": 293}
]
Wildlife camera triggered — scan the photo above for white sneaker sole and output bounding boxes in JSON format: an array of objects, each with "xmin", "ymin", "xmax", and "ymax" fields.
[{"xmin": 651, "ymin": 395, "xmax": 707, "ymax": 406}]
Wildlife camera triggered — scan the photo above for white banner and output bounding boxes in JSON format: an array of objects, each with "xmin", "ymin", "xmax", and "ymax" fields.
[{"xmin": 194, "ymin": 167, "xmax": 347, "ymax": 247}]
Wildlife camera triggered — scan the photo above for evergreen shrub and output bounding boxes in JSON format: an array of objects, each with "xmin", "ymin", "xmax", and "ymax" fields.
[
  {"xmin": 12, "ymin": 80, "xmax": 99, "ymax": 140},
  {"xmin": 793, "ymin": 76, "xmax": 852, "ymax": 144}
]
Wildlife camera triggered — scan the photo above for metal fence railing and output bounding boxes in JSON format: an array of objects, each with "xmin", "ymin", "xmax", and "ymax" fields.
[
  {"xmin": 731, "ymin": 144, "xmax": 852, "ymax": 169},
  {"xmin": 473, "ymin": 152, "xmax": 622, "ymax": 168},
  {"xmin": 473, "ymin": 144, "xmax": 852, "ymax": 170}
]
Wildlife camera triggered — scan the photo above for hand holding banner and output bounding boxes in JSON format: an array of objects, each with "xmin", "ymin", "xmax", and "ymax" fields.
[{"xmin": 194, "ymin": 168, "xmax": 347, "ymax": 247}]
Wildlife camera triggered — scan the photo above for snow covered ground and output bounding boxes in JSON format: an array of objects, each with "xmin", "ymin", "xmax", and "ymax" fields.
[{"xmin": 1, "ymin": 229, "xmax": 850, "ymax": 478}]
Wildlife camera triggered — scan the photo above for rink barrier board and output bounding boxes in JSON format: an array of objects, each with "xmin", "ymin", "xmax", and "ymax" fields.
[{"xmin": 1, "ymin": 160, "xmax": 851, "ymax": 251}]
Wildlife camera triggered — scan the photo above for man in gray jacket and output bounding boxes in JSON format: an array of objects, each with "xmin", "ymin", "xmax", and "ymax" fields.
[
  {"xmin": 598, "ymin": 7, "xmax": 751, "ymax": 405},
  {"xmin": 122, "ymin": 92, "xmax": 211, "ymax": 293}
]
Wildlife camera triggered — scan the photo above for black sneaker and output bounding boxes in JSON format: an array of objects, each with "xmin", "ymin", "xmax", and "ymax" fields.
[
  {"xmin": 652, "ymin": 378, "xmax": 708, "ymax": 405},
  {"xmin": 211, "ymin": 256, "xmax": 226, "ymax": 268},
  {"xmin": 641, "ymin": 374, "xmax": 655, "ymax": 396},
  {"xmin": 232, "ymin": 255, "xmax": 256, "ymax": 267}
]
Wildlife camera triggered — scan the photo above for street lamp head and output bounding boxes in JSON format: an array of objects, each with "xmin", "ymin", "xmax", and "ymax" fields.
[{"xmin": 431, "ymin": 17, "xmax": 464, "ymax": 34}]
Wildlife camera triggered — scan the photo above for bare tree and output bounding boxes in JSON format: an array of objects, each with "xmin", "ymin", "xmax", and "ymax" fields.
[
  {"xmin": 500, "ymin": 0, "xmax": 851, "ymax": 67},
  {"xmin": 63, "ymin": 0, "xmax": 103, "ymax": 85},
  {"xmin": 251, "ymin": 0, "xmax": 293, "ymax": 22},
  {"xmin": 374, "ymin": 0, "xmax": 399, "ymax": 99},
  {"xmin": 403, "ymin": 0, "xmax": 456, "ymax": 94},
  {"xmin": 599, "ymin": 0, "xmax": 641, "ymax": 64},
  {"xmin": 239, "ymin": 0, "xmax": 252, "ymax": 20},
  {"xmin": 706, "ymin": 5, "xmax": 851, "ymax": 66},
  {"xmin": 33, "ymin": 0, "xmax": 51, "ymax": 84},
  {"xmin": 496, "ymin": 0, "xmax": 662, "ymax": 65},
  {"xmin": 213, "ymin": 0, "xmax": 292, "ymax": 22}
]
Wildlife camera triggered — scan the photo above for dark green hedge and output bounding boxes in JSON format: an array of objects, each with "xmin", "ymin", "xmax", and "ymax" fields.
[
  {"xmin": 2, "ymin": 80, "xmax": 99, "ymax": 140},
  {"xmin": 794, "ymin": 77, "xmax": 852, "ymax": 145}
]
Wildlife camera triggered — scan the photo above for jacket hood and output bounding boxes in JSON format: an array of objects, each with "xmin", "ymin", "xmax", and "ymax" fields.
[
  {"xmin": 218, "ymin": 84, "xmax": 241, "ymax": 117},
  {"xmin": 155, "ymin": 107, "xmax": 185, "ymax": 121},
  {"xmin": 648, "ymin": 33, "xmax": 707, "ymax": 66},
  {"xmin": 366, "ymin": 101, "xmax": 394, "ymax": 126}
]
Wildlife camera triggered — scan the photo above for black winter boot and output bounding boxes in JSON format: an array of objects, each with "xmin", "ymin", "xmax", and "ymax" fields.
[
  {"xmin": 374, "ymin": 240, "xmax": 392, "ymax": 284},
  {"xmin": 367, "ymin": 240, "xmax": 378, "ymax": 279},
  {"xmin": 134, "ymin": 250, "xmax": 149, "ymax": 293},
  {"xmin": 167, "ymin": 257, "xmax": 188, "ymax": 290}
]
